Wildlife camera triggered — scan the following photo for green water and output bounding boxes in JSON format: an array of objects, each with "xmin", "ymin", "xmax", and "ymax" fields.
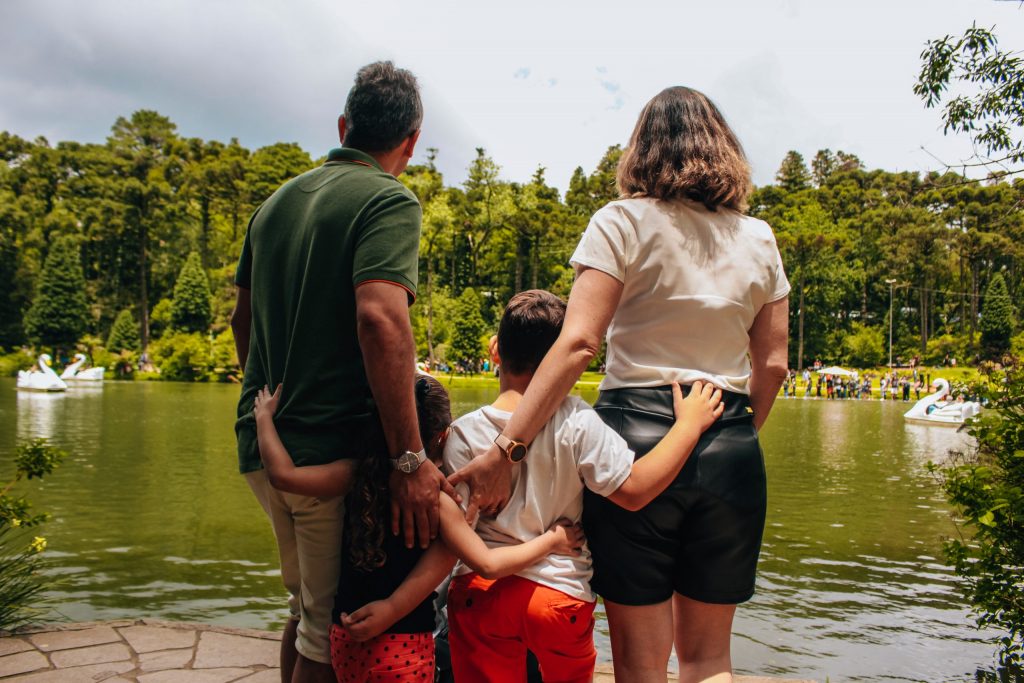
[{"xmin": 0, "ymin": 379, "xmax": 998, "ymax": 681}]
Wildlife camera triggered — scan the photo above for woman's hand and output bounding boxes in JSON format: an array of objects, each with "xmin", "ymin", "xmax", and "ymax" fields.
[
  {"xmin": 672, "ymin": 380, "xmax": 724, "ymax": 433},
  {"xmin": 339, "ymin": 600, "xmax": 399, "ymax": 641},
  {"xmin": 545, "ymin": 518, "xmax": 585, "ymax": 556},
  {"xmin": 253, "ymin": 384, "xmax": 282, "ymax": 423}
]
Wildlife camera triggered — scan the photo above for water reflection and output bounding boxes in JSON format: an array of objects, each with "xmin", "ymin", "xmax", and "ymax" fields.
[{"xmin": 0, "ymin": 381, "xmax": 1006, "ymax": 681}]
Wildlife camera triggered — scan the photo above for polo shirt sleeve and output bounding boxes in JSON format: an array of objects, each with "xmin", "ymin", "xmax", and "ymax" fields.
[
  {"xmin": 353, "ymin": 186, "xmax": 422, "ymax": 302},
  {"xmin": 569, "ymin": 203, "xmax": 633, "ymax": 283},
  {"xmin": 572, "ymin": 405, "xmax": 634, "ymax": 497},
  {"xmin": 234, "ymin": 209, "xmax": 259, "ymax": 289}
]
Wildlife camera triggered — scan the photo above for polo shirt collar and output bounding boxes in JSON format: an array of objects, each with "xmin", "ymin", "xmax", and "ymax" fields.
[{"xmin": 326, "ymin": 147, "xmax": 384, "ymax": 172}]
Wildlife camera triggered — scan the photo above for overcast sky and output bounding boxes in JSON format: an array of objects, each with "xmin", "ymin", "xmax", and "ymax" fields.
[{"xmin": 1, "ymin": 0, "xmax": 1022, "ymax": 192}]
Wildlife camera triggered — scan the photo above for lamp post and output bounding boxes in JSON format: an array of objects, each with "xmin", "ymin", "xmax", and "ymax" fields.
[{"xmin": 886, "ymin": 278, "xmax": 898, "ymax": 368}]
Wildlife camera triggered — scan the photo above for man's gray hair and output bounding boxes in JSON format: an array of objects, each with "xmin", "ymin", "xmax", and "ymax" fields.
[{"xmin": 343, "ymin": 61, "xmax": 423, "ymax": 153}]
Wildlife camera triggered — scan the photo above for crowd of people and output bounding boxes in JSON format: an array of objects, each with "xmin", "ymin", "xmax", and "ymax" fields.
[
  {"xmin": 232, "ymin": 63, "xmax": 789, "ymax": 683},
  {"xmin": 780, "ymin": 366, "xmax": 932, "ymax": 401}
]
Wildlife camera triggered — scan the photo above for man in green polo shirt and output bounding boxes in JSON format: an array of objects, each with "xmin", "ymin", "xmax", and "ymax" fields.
[{"xmin": 230, "ymin": 61, "xmax": 454, "ymax": 683}]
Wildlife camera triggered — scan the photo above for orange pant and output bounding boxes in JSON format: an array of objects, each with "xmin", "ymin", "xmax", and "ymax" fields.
[
  {"xmin": 329, "ymin": 625, "xmax": 434, "ymax": 683},
  {"xmin": 448, "ymin": 573, "xmax": 596, "ymax": 683}
]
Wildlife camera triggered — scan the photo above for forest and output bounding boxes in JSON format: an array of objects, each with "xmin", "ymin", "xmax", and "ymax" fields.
[{"xmin": 0, "ymin": 110, "xmax": 1021, "ymax": 380}]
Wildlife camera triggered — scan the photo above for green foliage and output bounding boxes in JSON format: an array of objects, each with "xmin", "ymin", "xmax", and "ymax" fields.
[
  {"xmin": 23, "ymin": 237, "xmax": 89, "ymax": 353},
  {"xmin": 842, "ymin": 324, "xmax": 885, "ymax": 367},
  {"xmin": 0, "ymin": 438, "xmax": 66, "ymax": 630},
  {"xmin": 981, "ymin": 273, "xmax": 1015, "ymax": 359},
  {"xmin": 170, "ymin": 252, "xmax": 212, "ymax": 334},
  {"xmin": 0, "ymin": 350, "xmax": 33, "ymax": 378},
  {"xmin": 929, "ymin": 363, "xmax": 1024, "ymax": 667},
  {"xmin": 106, "ymin": 308, "xmax": 140, "ymax": 353},
  {"xmin": 149, "ymin": 298, "xmax": 173, "ymax": 340},
  {"xmin": 775, "ymin": 151, "xmax": 811, "ymax": 192},
  {"xmin": 448, "ymin": 288, "xmax": 488, "ymax": 368},
  {"xmin": 149, "ymin": 331, "xmax": 212, "ymax": 382}
]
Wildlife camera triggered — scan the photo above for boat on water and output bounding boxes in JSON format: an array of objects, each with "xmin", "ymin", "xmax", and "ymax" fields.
[
  {"xmin": 16, "ymin": 354, "xmax": 68, "ymax": 392},
  {"xmin": 903, "ymin": 378, "xmax": 980, "ymax": 427},
  {"xmin": 61, "ymin": 353, "xmax": 106, "ymax": 382}
]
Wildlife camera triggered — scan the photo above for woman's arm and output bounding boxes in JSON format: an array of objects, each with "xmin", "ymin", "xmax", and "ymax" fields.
[
  {"xmin": 339, "ymin": 541, "xmax": 457, "ymax": 642},
  {"xmin": 438, "ymin": 494, "xmax": 583, "ymax": 580},
  {"xmin": 748, "ymin": 297, "xmax": 790, "ymax": 431},
  {"xmin": 448, "ymin": 267, "xmax": 624, "ymax": 514},
  {"xmin": 254, "ymin": 385, "xmax": 357, "ymax": 497}
]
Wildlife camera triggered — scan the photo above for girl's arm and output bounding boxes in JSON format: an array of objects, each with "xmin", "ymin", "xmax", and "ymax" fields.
[
  {"xmin": 339, "ymin": 541, "xmax": 457, "ymax": 642},
  {"xmin": 448, "ymin": 267, "xmax": 623, "ymax": 514},
  {"xmin": 606, "ymin": 381, "xmax": 723, "ymax": 511},
  {"xmin": 437, "ymin": 494, "xmax": 583, "ymax": 580},
  {"xmin": 254, "ymin": 385, "xmax": 357, "ymax": 497}
]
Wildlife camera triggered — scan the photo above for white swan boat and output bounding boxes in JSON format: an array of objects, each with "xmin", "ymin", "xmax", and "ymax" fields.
[
  {"xmin": 903, "ymin": 378, "xmax": 980, "ymax": 427},
  {"xmin": 17, "ymin": 354, "xmax": 68, "ymax": 392},
  {"xmin": 61, "ymin": 353, "xmax": 106, "ymax": 381}
]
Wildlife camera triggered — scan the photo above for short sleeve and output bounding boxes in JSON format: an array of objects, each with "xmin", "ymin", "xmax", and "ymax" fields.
[
  {"xmin": 766, "ymin": 232, "xmax": 791, "ymax": 303},
  {"xmin": 442, "ymin": 423, "xmax": 474, "ymax": 511},
  {"xmin": 569, "ymin": 203, "xmax": 634, "ymax": 282},
  {"xmin": 234, "ymin": 209, "xmax": 258, "ymax": 289},
  {"xmin": 353, "ymin": 187, "xmax": 422, "ymax": 302},
  {"xmin": 570, "ymin": 406, "xmax": 634, "ymax": 497}
]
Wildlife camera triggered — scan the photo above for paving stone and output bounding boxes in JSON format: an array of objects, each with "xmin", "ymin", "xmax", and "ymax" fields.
[
  {"xmin": 7, "ymin": 659, "xmax": 134, "ymax": 682},
  {"xmin": 49, "ymin": 641, "xmax": 132, "ymax": 668},
  {"xmin": 139, "ymin": 647, "xmax": 194, "ymax": 671},
  {"xmin": 0, "ymin": 649, "xmax": 49, "ymax": 677},
  {"xmin": 0, "ymin": 638, "xmax": 34, "ymax": 656},
  {"xmin": 119, "ymin": 624, "xmax": 196, "ymax": 653},
  {"xmin": 193, "ymin": 631, "xmax": 277, "ymax": 669},
  {"xmin": 235, "ymin": 671, "xmax": 280, "ymax": 682},
  {"xmin": 28, "ymin": 625, "xmax": 121, "ymax": 652},
  {"xmin": 137, "ymin": 668, "xmax": 253, "ymax": 683}
]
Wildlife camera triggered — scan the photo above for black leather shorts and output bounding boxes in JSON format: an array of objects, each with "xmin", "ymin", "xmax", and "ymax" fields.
[{"xmin": 582, "ymin": 385, "xmax": 767, "ymax": 605}]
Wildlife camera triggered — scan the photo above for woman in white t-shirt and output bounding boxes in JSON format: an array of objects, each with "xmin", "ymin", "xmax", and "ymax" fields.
[{"xmin": 450, "ymin": 87, "xmax": 789, "ymax": 682}]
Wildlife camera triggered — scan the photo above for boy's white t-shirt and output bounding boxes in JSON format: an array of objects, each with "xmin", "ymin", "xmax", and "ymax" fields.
[{"xmin": 442, "ymin": 395, "xmax": 634, "ymax": 602}]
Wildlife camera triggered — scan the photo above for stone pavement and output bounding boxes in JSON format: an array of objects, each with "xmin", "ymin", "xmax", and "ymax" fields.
[{"xmin": 0, "ymin": 619, "xmax": 814, "ymax": 682}]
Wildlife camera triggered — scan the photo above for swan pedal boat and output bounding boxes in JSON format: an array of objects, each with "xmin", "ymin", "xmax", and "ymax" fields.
[
  {"xmin": 903, "ymin": 378, "xmax": 980, "ymax": 427},
  {"xmin": 61, "ymin": 353, "xmax": 106, "ymax": 381},
  {"xmin": 17, "ymin": 354, "xmax": 68, "ymax": 392}
]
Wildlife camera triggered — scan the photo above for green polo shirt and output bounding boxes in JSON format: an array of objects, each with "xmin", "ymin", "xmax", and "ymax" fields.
[{"xmin": 234, "ymin": 147, "xmax": 421, "ymax": 474}]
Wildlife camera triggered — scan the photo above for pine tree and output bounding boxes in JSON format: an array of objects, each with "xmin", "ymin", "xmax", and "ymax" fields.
[
  {"xmin": 776, "ymin": 151, "xmax": 811, "ymax": 192},
  {"xmin": 23, "ymin": 237, "xmax": 89, "ymax": 353},
  {"xmin": 107, "ymin": 308, "xmax": 140, "ymax": 353},
  {"xmin": 170, "ymin": 252, "xmax": 211, "ymax": 334},
  {"xmin": 449, "ymin": 287, "xmax": 487, "ymax": 369},
  {"xmin": 0, "ymin": 232, "xmax": 21, "ymax": 349},
  {"xmin": 980, "ymin": 272, "xmax": 1015, "ymax": 358}
]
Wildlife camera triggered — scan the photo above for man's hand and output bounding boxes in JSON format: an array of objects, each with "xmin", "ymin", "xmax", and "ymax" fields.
[
  {"xmin": 446, "ymin": 445, "xmax": 513, "ymax": 517},
  {"xmin": 339, "ymin": 600, "xmax": 399, "ymax": 641},
  {"xmin": 389, "ymin": 459, "xmax": 458, "ymax": 549}
]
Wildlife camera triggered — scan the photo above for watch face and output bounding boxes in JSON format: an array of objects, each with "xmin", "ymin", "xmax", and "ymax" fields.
[
  {"xmin": 396, "ymin": 451, "xmax": 424, "ymax": 474},
  {"xmin": 508, "ymin": 443, "xmax": 528, "ymax": 463}
]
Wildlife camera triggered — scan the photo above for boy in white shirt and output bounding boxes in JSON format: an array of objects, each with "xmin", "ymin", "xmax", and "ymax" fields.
[{"xmin": 443, "ymin": 290, "xmax": 723, "ymax": 683}]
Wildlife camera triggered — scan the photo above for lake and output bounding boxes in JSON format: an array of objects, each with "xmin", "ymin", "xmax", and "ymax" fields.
[{"xmin": 0, "ymin": 378, "xmax": 999, "ymax": 681}]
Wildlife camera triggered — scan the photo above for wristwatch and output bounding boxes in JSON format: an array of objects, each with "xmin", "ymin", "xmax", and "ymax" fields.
[
  {"xmin": 494, "ymin": 433, "xmax": 528, "ymax": 463},
  {"xmin": 391, "ymin": 449, "xmax": 427, "ymax": 474}
]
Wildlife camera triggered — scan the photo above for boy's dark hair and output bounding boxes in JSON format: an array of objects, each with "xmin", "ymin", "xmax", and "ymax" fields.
[
  {"xmin": 497, "ymin": 290, "xmax": 566, "ymax": 376},
  {"xmin": 343, "ymin": 61, "xmax": 423, "ymax": 153}
]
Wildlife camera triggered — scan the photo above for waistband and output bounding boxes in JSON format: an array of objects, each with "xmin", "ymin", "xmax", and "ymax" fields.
[{"xmin": 594, "ymin": 384, "xmax": 754, "ymax": 428}]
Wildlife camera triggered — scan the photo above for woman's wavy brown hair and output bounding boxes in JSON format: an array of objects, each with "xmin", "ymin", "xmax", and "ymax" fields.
[
  {"xmin": 616, "ymin": 86, "xmax": 752, "ymax": 212},
  {"xmin": 347, "ymin": 375, "xmax": 452, "ymax": 571}
]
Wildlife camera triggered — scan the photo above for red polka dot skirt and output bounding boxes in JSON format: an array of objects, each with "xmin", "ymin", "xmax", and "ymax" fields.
[{"xmin": 330, "ymin": 624, "xmax": 435, "ymax": 682}]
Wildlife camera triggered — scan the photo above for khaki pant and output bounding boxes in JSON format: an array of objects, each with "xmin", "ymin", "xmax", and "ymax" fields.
[{"xmin": 246, "ymin": 469, "xmax": 344, "ymax": 664}]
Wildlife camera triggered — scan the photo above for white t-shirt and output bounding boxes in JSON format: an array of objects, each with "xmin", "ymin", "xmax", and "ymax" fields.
[
  {"xmin": 442, "ymin": 395, "xmax": 634, "ymax": 602},
  {"xmin": 570, "ymin": 197, "xmax": 791, "ymax": 394}
]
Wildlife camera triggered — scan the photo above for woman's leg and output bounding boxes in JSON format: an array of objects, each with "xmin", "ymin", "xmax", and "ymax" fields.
[
  {"xmin": 604, "ymin": 598, "xmax": 674, "ymax": 683},
  {"xmin": 672, "ymin": 594, "xmax": 736, "ymax": 683}
]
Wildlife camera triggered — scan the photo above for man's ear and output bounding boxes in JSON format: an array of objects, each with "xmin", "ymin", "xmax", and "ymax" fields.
[
  {"xmin": 402, "ymin": 129, "xmax": 421, "ymax": 159},
  {"xmin": 488, "ymin": 335, "xmax": 500, "ymax": 366},
  {"xmin": 337, "ymin": 115, "xmax": 347, "ymax": 145}
]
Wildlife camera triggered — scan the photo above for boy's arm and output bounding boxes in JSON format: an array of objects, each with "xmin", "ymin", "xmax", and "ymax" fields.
[
  {"xmin": 340, "ymin": 541, "xmax": 457, "ymax": 642},
  {"xmin": 438, "ymin": 494, "xmax": 583, "ymax": 580},
  {"xmin": 606, "ymin": 382, "xmax": 723, "ymax": 511},
  {"xmin": 254, "ymin": 385, "xmax": 357, "ymax": 497}
]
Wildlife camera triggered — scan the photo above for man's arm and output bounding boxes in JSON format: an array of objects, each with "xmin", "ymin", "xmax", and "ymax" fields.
[
  {"xmin": 355, "ymin": 281, "xmax": 456, "ymax": 549},
  {"xmin": 230, "ymin": 286, "xmax": 252, "ymax": 370}
]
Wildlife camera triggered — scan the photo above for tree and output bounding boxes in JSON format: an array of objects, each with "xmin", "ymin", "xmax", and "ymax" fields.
[
  {"xmin": 842, "ymin": 323, "xmax": 885, "ymax": 367},
  {"xmin": 23, "ymin": 237, "xmax": 90, "ymax": 354},
  {"xmin": 170, "ymin": 252, "xmax": 212, "ymax": 334},
  {"xmin": 775, "ymin": 151, "xmax": 811, "ymax": 192},
  {"xmin": 107, "ymin": 308, "xmax": 140, "ymax": 353},
  {"xmin": 448, "ymin": 287, "xmax": 487, "ymax": 369},
  {"xmin": 980, "ymin": 272, "xmax": 1015, "ymax": 358}
]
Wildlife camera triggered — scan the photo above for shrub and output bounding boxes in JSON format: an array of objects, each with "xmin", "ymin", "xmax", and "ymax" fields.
[
  {"xmin": 928, "ymin": 362, "xmax": 1024, "ymax": 667},
  {"xmin": 0, "ymin": 438, "xmax": 65, "ymax": 630},
  {"xmin": 150, "ymin": 331, "xmax": 212, "ymax": 382},
  {"xmin": 842, "ymin": 323, "xmax": 885, "ymax": 367},
  {"xmin": 0, "ymin": 350, "xmax": 34, "ymax": 378},
  {"xmin": 149, "ymin": 298, "xmax": 173, "ymax": 340},
  {"xmin": 106, "ymin": 309, "xmax": 140, "ymax": 353}
]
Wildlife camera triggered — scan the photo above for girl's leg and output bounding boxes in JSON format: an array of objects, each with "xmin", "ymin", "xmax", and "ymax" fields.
[
  {"xmin": 672, "ymin": 594, "xmax": 736, "ymax": 683},
  {"xmin": 604, "ymin": 598, "xmax": 673, "ymax": 683}
]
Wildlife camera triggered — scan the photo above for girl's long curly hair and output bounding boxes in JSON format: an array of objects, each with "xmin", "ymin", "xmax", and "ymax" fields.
[{"xmin": 347, "ymin": 374, "xmax": 452, "ymax": 571}]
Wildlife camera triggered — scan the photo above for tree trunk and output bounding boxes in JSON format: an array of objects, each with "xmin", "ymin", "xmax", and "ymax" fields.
[
  {"xmin": 425, "ymin": 255, "xmax": 436, "ymax": 363},
  {"xmin": 139, "ymin": 220, "xmax": 150, "ymax": 352},
  {"xmin": 797, "ymin": 273, "xmax": 805, "ymax": 371},
  {"xmin": 919, "ymin": 283, "xmax": 928, "ymax": 355},
  {"xmin": 200, "ymin": 194, "xmax": 210, "ymax": 270}
]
